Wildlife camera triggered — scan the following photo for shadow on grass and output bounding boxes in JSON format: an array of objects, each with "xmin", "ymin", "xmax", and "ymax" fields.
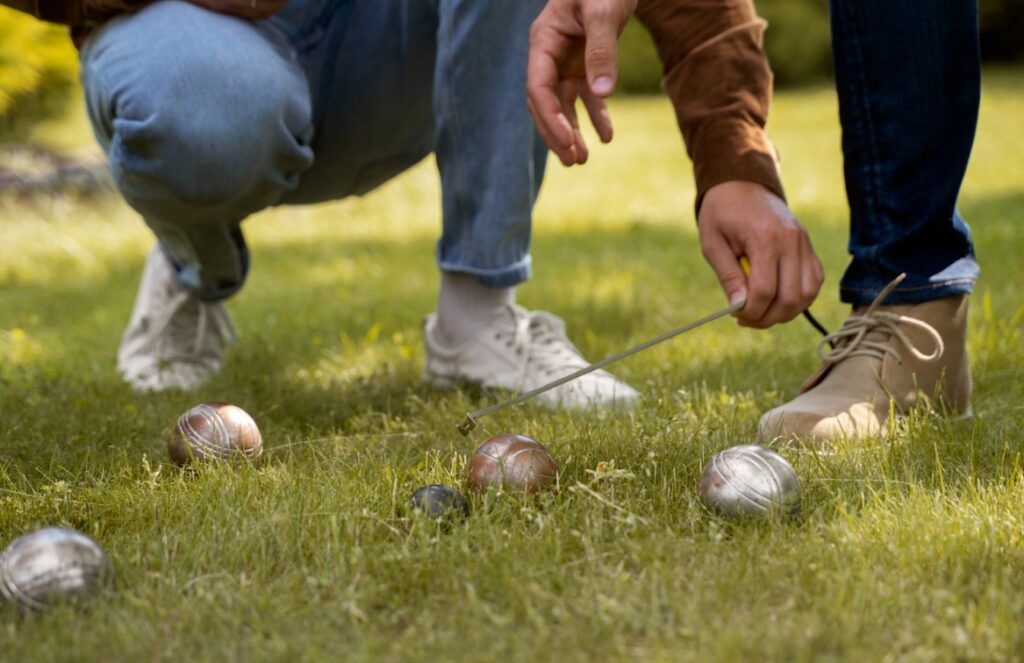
[
  {"xmin": 0, "ymin": 221, "xmax": 793, "ymax": 477},
  {"xmin": 1, "ymin": 189, "xmax": 1022, "ymax": 492}
]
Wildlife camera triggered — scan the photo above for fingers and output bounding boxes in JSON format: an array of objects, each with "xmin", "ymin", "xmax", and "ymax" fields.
[
  {"xmin": 739, "ymin": 227, "xmax": 823, "ymax": 329},
  {"xmin": 528, "ymin": 0, "xmax": 631, "ymax": 164},
  {"xmin": 740, "ymin": 246, "xmax": 779, "ymax": 325},
  {"xmin": 560, "ymin": 79, "xmax": 590, "ymax": 163},
  {"xmin": 739, "ymin": 242, "xmax": 799, "ymax": 328},
  {"xmin": 700, "ymin": 231, "xmax": 748, "ymax": 309},
  {"xmin": 526, "ymin": 35, "xmax": 579, "ymax": 164},
  {"xmin": 801, "ymin": 232, "xmax": 825, "ymax": 303},
  {"xmin": 580, "ymin": 2, "xmax": 622, "ymax": 97},
  {"xmin": 772, "ymin": 236, "xmax": 804, "ymax": 322},
  {"xmin": 580, "ymin": 84, "xmax": 613, "ymax": 143},
  {"xmin": 697, "ymin": 181, "xmax": 825, "ymax": 329}
]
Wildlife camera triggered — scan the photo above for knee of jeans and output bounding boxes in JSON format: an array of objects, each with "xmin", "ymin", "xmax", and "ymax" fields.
[{"xmin": 110, "ymin": 68, "xmax": 312, "ymax": 214}]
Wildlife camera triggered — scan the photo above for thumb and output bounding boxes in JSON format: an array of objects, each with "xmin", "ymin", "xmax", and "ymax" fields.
[
  {"xmin": 581, "ymin": 4, "xmax": 621, "ymax": 97},
  {"xmin": 701, "ymin": 233, "xmax": 748, "ymax": 308}
]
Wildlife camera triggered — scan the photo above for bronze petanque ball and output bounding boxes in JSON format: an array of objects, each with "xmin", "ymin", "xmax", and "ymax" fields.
[
  {"xmin": 467, "ymin": 434, "xmax": 557, "ymax": 493},
  {"xmin": 698, "ymin": 445, "xmax": 801, "ymax": 519},
  {"xmin": 0, "ymin": 527, "xmax": 115, "ymax": 611},
  {"xmin": 408, "ymin": 485, "xmax": 470, "ymax": 521},
  {"xmin": 169, "ymin": 402, "xmax": 263, "ymax": 466}
]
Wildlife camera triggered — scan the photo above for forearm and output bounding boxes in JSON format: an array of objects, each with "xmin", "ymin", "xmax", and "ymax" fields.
[{"xmin": 636, "ymin": 0, "xmax": 783, "ymax": 211}]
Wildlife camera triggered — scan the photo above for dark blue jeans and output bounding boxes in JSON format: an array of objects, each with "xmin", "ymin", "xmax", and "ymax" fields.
[{"xmin": 830, "ymin": 0, "xmax": 981, "ymax": 305}]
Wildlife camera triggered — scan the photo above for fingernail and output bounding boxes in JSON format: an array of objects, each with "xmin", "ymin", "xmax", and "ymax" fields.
[
  {"xmin": 729, "ymin": 291, "xmax": 746, "ymax": 307},
  {"xmin": 591, "ymin": 76, "xmax": 614, "ymax": 96},
  {"xmin": 599, "ymin": 109, "xmax": 613, "ymax": 139}
]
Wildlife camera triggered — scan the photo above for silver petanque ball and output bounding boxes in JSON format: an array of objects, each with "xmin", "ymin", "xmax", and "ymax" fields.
[
  {"xmin": 698, "ymin": 445, "xmax": 801, "ymax": 519},
  {"xmin": 0, "ymin": 527, "xmax": 115, "ymax": 611}
]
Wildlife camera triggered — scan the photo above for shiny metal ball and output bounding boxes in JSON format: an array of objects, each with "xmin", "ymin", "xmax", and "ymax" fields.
[
  {"xmin": 0, "ymin": 527, "xmax": 115, "ymax": 611},
  {"xmin": 169, "ymin": 402, "xmax": 263, "ymax": 466},
  {"xmin": 698, "ymin": 445, "xmax": 801, "ymax": 519},
  {"xmin": 467, "ymin": 434, "xmax": 557, "ymax": 493},
  {"xmin": 408, "ymin": 484, "xmax": 470, "ymax": 520}
]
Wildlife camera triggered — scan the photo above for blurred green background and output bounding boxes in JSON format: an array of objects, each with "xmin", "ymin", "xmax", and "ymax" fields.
[
  {"xmin": 621, "ymin": 0, "xmax": 1024, "ymax": 91},
  {"xmin": 1, "ymin": 0, "xmax": 1023, "ymax": 139}
]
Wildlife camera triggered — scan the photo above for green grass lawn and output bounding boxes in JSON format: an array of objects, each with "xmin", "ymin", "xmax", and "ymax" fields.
[{"xmin": 1, "ymin": 72, "xmax": 1023, "ymax": 661}]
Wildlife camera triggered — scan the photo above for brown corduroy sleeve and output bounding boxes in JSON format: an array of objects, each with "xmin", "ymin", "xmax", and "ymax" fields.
[
  {"xmin": 1, "ymin": 0, "xmax": 82, "ymax": 23},
  {"xmin": 0, "ymin": 1, "xmax": 39, "ymax": 15},
  {"xmin": 84, "ymin": 0, "xmax": 149, "ymax": 16},
  {"xmin": 635, "ymin": 0, "xmax": 784, "ymax": 213},
  {"xmin": 1, "ymin": 0, "xmax": 147, "ymax": 28}
]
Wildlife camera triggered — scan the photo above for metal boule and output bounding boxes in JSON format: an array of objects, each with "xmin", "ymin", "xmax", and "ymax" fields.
[
  {"xmin": 169, "ymin": 401, "xmax": 263, "ymax": 466},
  {"xmin": 698, "ymin": 445, "xmax": 801, "ymax": 519},
  {"xmin": 467, "ymin": 434, "xmax": 558, "ymax": 493},
  {"xmin": 408, "ymin": 484, "xmax": 470, "ymax": 521},
  {"xmin": 0, "ymin": 527, "xmax": 115, "ymax": 611}
]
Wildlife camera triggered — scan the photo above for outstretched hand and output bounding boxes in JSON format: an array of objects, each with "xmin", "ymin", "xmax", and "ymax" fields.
[
  {"xmin": 698, "ymin": 182, "xmax": 824, "ymax": 328},
  {"xmin": 527, "ymin": 0, "xmax": 638, "ymax": 166},
  {"xmin": 529, "ymin": 2, "xmax": 823, "ymax": 329},
  {"xmin": 188, "ymin": 0, "xmax": 287, "ymax": 19}
]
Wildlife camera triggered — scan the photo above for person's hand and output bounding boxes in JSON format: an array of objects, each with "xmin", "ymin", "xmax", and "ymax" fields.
[
  {"xmin": 188, "ymin": 0, "xmax": 287, "ymax": 19},
  {"xmin": 527, "ymin": 0, "xmax": 638, "ymax": 166},
  {"xmin": 698, "ymin": 181, "xmax": 824, "ymax": 328}
]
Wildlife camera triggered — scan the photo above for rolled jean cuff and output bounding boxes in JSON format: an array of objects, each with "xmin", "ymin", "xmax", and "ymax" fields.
[
  {"xmin": 160, "ymin": 227, "xmax": 250, "ymax": 303},
  {"xmin": 840, "ymin": 277, "xmax": 976, "ymax": 306},
  {"xmin": 437, "ymin": 255, "xmax": 532, "ymax": 289},
  {"xmin": 188, "ymin": 278, "xmax": 247, "ymax": 303}
]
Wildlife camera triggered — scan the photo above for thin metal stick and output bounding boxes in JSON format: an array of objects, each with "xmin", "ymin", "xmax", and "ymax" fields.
[{"xmin": 457, "ymin": 300, "xmax": 744, "ymax": 435}]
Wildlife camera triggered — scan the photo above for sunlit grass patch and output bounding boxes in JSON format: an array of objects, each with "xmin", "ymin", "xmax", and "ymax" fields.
[{"xmin": 0, "ymin": 73, "xmax": 1022, "ymax": 660}]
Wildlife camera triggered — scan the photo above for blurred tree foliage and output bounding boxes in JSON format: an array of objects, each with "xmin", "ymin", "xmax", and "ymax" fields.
[
  {"xmin": 0, "ymin": 7, "xmax": 78, "ymax": 140},
  {"xmin": 618, "ymin": 17, "xmax": 665, "ymax": 94},
  {"xmin": 980, "ymin": 0, "xmax": 1024, "ymax": 62},
  {"xmin": 618, "ymin": 0, "xmax": 833, "ymax": 93},
  {"xmin": 621, "ymin": 0, "xmax": 1024, "ymax": 92},
  {"xmin": 0, "ymin": 0, "xmax": 1020, "ymax": 140},
  {"xmin": 757, "ymin": 0, "xmax": 833, "ymax": 87}
]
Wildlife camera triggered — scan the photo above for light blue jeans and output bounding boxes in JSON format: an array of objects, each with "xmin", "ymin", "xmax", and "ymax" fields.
[{"xmin": 80, "ymin": 0, "xmax": 548, "ymax": 300}]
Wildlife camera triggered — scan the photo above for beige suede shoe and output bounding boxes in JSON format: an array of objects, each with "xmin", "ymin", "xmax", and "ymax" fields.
[{"xmin": 758, "ymin": 276, "xmax": 972, "ymax": 445}]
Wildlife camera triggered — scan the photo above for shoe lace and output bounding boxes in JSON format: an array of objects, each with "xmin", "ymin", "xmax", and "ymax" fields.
[
  {"xmin": 817, "ymin": 274, "xmax": 943, "ymax": 366},
  {"xmin": 151, "ymin": 291, "xmax": 237, "ymax": 365},
  {"xmin": 495, "ymin": 306, "xmax": 590, "ymax": 379}
]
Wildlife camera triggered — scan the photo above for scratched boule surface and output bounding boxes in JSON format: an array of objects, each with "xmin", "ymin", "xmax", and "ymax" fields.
[
  {"xmin": 698, "ymin": 445, "xmax": 802, "ymax": 519},
  {"xmin": 169, "ymin": 402, "xmax": 263, "ymax": 466},
  {"xmin": 0, "ymin": 528, "xmax": 114, "ymax": 611},
  {"xmin": 467, "ymin": 434, "xmax": 558, "ymax": 493}
]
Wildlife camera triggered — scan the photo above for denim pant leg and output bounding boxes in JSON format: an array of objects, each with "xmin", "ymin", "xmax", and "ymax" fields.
[
  {"xmin": 80, "ymin": 0, "xmax": 315, "ymax": 301},
  {"xmin": 433, "ymin": 0, "xmax": 549, "ymax": 287},
  {"xmin": 277, "ymin": 0, "xmax": 438, "ymax": 205},
  {"xmin": 829, "ymin": 0, "xmax": 981, "ymax": 305},
  {"xmin": 284, "ymin": 0, "xmax": 548, "ymax": 289}
]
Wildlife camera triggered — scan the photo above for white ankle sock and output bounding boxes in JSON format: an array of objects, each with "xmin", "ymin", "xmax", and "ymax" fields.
[{"xmin": 436, "ymin": 272, "xmax": 515, "ymax": 347}]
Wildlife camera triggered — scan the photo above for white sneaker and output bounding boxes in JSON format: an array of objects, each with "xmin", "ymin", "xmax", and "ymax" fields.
[
  {"xmin": 117, "ymin": 247, "xmax": 236, "ymax": 392},
  {"xmin": 423, "ymin": 304, "xmax": 640, "ymax": 409}
]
